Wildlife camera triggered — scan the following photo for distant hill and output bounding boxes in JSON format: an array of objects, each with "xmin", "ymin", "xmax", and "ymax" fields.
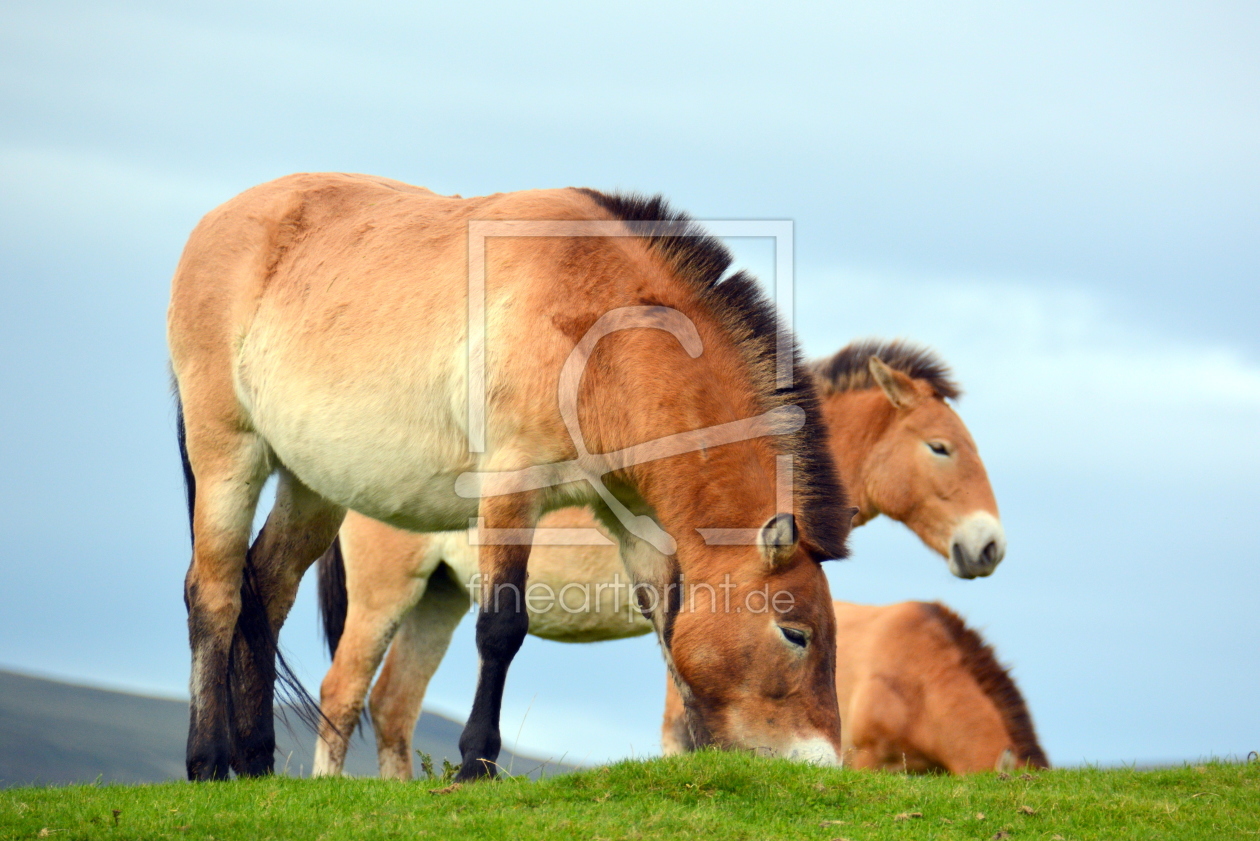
[{"xmin": 0, "ymin": 670, "xmax": 572, "ymax": 788}]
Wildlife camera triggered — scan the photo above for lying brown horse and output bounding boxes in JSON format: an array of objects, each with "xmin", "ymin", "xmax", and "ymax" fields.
[
  {"xmin": 168, "ymin": 174, "xmax": 853, "ymax": 781},
  {"xmin": 663, "ymin": 601, "xmax": 1048, "ymax": 772},
  {"xmin": 314, "ymin": 340, "xmax": 1006, "ymax": 778}
]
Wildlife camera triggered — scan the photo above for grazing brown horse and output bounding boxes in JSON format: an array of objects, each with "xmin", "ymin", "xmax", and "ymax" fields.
[
  {"xmin": 664, "ymin": 601, "xmax": 1048, "ymax": 773},
  {"xmin": 168, "ymin": 173, "xmax": 853, "ymax": 781},
  {"xmin": 313, "ymin": 340, "xmax": 1005, "ymax": 778}
]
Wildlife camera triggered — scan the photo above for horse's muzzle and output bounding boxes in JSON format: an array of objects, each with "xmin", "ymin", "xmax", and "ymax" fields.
[{"xmin": 947, "ymin": 511, "xmax": 1006, "ymax": 579}]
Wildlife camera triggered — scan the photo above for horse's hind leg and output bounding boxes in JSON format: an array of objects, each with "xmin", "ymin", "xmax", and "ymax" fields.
[
  {"xmin": 228, "ymin": 470, "xmax": 344, "ymax": 777},
  {"xmin": 183, "ymin": 429, "xmax": 271, "ymax": 781},
  {"xmin": 369, "ymin": 568, "xmax": 469, "ymax": 780}
]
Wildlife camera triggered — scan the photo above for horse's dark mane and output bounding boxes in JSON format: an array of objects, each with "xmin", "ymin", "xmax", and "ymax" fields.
[
  {"xmin": 811, "ymin": 339, "xmax": 961, "ymax": 401},
  {"xmin": 578, "ymin": 189, "xmax": 849, "ymax": 560},
  {"xmin": 922, "ymin": 602, "xmax": 1049, "ymax": 768}
]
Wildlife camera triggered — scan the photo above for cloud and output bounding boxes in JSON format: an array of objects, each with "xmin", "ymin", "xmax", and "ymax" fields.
[
  {"xmin": 0, "ymin": 144, "xmax": 234, "ymax": 257},
  {"xmin": 793, "ymin": 268, "xmax": 1260, "ymax": 480}
]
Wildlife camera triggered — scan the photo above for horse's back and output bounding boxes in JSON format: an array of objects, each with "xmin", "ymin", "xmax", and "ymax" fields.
[
  {"xmin": 168, "ymin": 175, "xmax": 613, "ymax": 530},
  {"xmin": 169, "ymin": 173, "xmax": 590, "ymax": 344},
  {"xmin": 830, "ymin": 601, "xmax": 923, "ymax": 700}
]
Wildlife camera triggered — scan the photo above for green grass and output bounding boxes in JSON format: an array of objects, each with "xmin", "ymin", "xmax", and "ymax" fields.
[{"xmin": 2, "ymin": 752, "xmax": 1257, "ymax": 840}]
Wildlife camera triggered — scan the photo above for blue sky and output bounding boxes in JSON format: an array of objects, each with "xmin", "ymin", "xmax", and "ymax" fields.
[{"xmin": 1, "ymin": 1, "xmax": 1257, "ymax": 768}]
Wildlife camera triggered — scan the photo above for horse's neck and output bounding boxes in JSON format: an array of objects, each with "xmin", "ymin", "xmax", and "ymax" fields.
[
  {"xmin": 627, "ymin": 444, "xmax": 778, "ymax": 579},
  {"xmin": 577, "ymin": 339, "xmax": 782, "ymax": 571},
  {"xmin": 819, "ymin": 389, "xmax": 894, "ymax": 523}
]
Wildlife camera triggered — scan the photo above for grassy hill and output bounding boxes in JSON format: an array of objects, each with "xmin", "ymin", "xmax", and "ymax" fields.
[
  {"xmin": 1, "ymin": 751, "xmax": 1256, "ymax": 840},
  {"xmin": 0, "ymin": 670, "xmax": 569, "ymax": 788}
]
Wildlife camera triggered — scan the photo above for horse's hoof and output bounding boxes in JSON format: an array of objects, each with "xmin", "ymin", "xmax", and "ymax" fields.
[
  {"xmin": 453, "ymin": 758, "xmax": 497, "ymax": 782},
  {"xmin": 186, "ymin": 755, "xmax": 232, "ymax": 781}
]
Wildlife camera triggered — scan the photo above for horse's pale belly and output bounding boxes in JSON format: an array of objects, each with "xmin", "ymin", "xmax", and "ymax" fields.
[
  {"xmin": 433, "ymin": 524, "xmax": 655, "ymax": 642},
  {"xmin": 269, "ymin": 421, "xmax": 478, "ymax": 532},
  {"xmin": 237, "ymin": 351, "xmax": 479, "ymax": 531}
]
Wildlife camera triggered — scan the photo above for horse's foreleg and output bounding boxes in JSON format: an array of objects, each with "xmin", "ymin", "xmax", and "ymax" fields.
[
  {"xmin": 370, "ymin": 570, "xmax": 469, "ymax": 780},
  {"xmin": 660, "ymin": 670, "xmax": 693, "ymax": 755},
  {"xmin": 229, "ymin": 471, "xmax": 344, "ymax": 777},
  {"xmin": 454, "ymin": 496, "xmax": 534, "ymax": 781},
  {"xmin": 594, "ymin": 505, "xmax": 704, "ymax": 755},
  {"xmin": 183, "ymin": 432, "xmax": 270, "ymax": 781}
]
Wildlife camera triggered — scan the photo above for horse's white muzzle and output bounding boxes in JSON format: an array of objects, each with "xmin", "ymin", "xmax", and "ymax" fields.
[
  {"xmin": 782, "ymin": 737, "xmax": 841, "ymax": 766},
  {"xmin": 947, "ymin": 511, "xmax": 1006, "ymax": 579}
]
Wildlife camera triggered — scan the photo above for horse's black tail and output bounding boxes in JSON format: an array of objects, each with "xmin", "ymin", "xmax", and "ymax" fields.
[
  {"xmin": 234, "ymin": 549, "xmax": 329, "ymax": 739},
  {"xmin": 175, "ymin": 392, "xmax": 196, "ymax": 550},
  {"xmin": 175, "ymin": 386, "xmax": 330, "ymax": 745},
  {"xmin": 317, "ymin": 535, "xmax": 349, "ymax": 659}
]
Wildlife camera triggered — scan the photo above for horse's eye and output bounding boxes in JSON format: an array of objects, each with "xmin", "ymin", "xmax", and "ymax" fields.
[
  {"xmin": 779, "ymin": 626, "xmax": 809, "ymax": 648},
  {"xmin": 927, "ymin": 441, "xmax": 950, "ymax": 456}
]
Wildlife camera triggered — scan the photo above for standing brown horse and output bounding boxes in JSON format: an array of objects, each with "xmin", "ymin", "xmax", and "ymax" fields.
[
  {"xmin": 313, "ymin": 340, "xmax": 1005, "ymax": 778},
  {"xmin": 168, "ymin": 173, "xmax": 852, "ymax": 781},
  {"xmin": 663, "ymin": 601, "xmax": 1048, "ymax": 773}
]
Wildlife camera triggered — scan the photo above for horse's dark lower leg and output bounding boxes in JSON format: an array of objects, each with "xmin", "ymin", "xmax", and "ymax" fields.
[
  {"xmin": 227, "ymin": 545, "xmax": 334, "ymax": 777},
  {"xmin": 186, "ymin": 627, "xmax": 233, "ymax": 779},
  {"xmin": 227, "ymin": 556, "xmax": 280, "ymax": 777},
  {"xmin": 185, "ymin": 573, "xmax": 245, "ymax": 781},
  {"xmin": 455, "ymin": 591, "xmax": 529, "ymax": 780},
  {"xmin": 226, "ymin": 474, "xmax": 345, "ymax": 777},
  {"xmin": 455, "ymin": 524, "xmax": 531, "ymax": 782},
  {"xmin": 186, "ymin": 703, "xmax": 230, "ymax": 780}
]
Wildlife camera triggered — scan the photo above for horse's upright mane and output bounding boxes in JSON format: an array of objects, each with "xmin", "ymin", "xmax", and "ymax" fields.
[
  {"xmin": 922, "ymin": 602, "xmax": 1049, "ymax": 768},
  {"xmin": 811, "ymin": 339, "xmax": 961, "ymax": 401},
  {"xmin": 578, "ymin": 189, "xmax": 849, "ymax": 561}
]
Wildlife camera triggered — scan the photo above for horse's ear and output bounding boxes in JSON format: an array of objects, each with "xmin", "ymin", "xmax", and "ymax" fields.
[
  {"xmin": 758, "ymin": 512, "xmax": 797, "ymax": 566},
  {"xmin": 869, "ymin": 356, "xmax": 920, "ymax": 409}
]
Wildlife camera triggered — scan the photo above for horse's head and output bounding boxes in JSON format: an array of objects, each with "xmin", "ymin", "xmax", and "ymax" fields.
[
  {"xmin": 838, "ymin": 356, "xmax": 1005, "ymax": 579},
  {"xmin": 666, "ymin": 514, "xmax": 844, "ymax": 765}
]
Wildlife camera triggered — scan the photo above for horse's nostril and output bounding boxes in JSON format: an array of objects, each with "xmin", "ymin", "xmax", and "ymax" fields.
[{"xmin": 981, "ymin": 541, "xmax": 998, "ymax": 566}]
